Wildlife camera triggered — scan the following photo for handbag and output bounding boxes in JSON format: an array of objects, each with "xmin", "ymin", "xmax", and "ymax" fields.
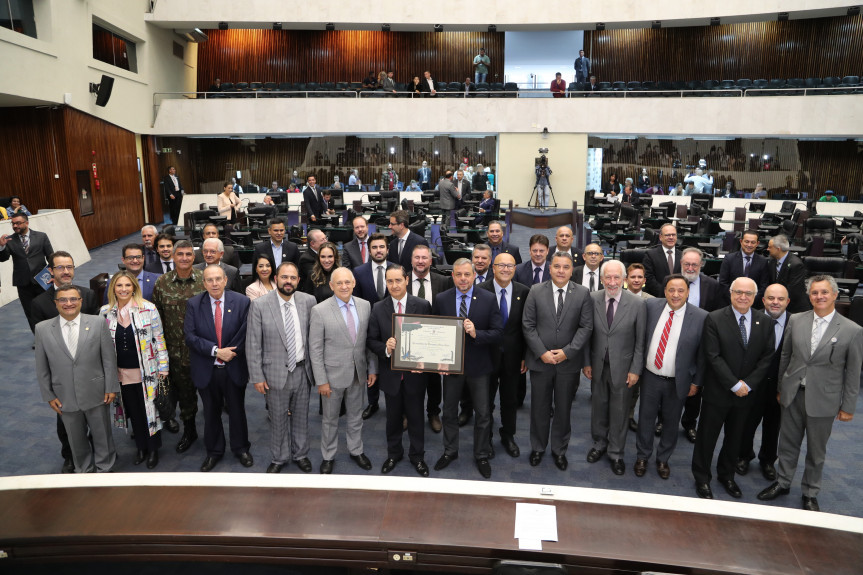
[{"xmin": 153, "ymin": 375, "xmax": 176, "ymax": 421}]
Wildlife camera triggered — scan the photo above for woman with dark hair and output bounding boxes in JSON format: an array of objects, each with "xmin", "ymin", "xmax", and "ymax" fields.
[
  {"xmin": 7, "ymin": 196, "xmax": 31, "ymax": 216},
  {"xmin": 217, "ymin": 181, "xmax": 241, "ymax": 221},
  {"xmin": 246, "ymin": 254, "xmax": 276, "ymax": 300},
  {"xmin": 410, "ymin": 76, "xmax": 422, "ymax": 96},
  {"xmin": 307, "ymin": 241, "xmax": 340, "ymax": 302},
  {"xmin": 100, "ymin": 270, "xmax": 168, "ymax": 469}
]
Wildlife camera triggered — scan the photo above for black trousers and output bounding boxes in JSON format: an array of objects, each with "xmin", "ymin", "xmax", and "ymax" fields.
[
  {"xmin": 19, "ymin": 282, "xmax": 43, "ymax": 333},
  {"xmin": 489, "ymin": 357, "xmax": 519, "ymax": 440},
  {"xmin": 367, "ymin": 380, "xmax": 380, "ymax": 407},
  {"xmin": 691, "ymin": 399, "xmax": 751, "ymax": 484},
  {"xmin": 739, "ymin": 376, "xmax": 780, "ymax": 465},
  {"xmin": 426, "ymin": 373, "xmax": 442, "ymax": 417},
  {"xmin": 121, "ymin": 382, "xmax": 162, "ymax": 453},
  {"xmin": 681, "ymin": 387, "xmax": 702, "ymax": 431},
  {"xmin": 384, "ymin": 375, "xmax": 425, "ymax": 462},
  {"xmin": 168, "ymin": 198, "xmax": 182, "ymax": 226},
  {"xmin": 198, "ymin": 367, "xmax": 250, "ymax": 458}
]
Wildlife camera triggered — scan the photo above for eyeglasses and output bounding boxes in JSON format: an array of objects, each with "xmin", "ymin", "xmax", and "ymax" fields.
[
  {"xmin": 583, "ymin": 251, "xmax": 603, "ymax": 256},
  {"xmin": 56, "ymin": 297, "xmax": 81, "ymax": 304},
  {"xmin": 123, "ymin": 255, "xmax": 143, "ymax": 261},
  {"xmin": 493, "ymin": 263, "xmax": 516, "ymax": 270},
  {"xmin": 731, "ymin": 290, "xmax": 755, "ymax": 297},
  {"xmin": 52, "ymin": 265, "xmax": 75, "ymax": 271}
]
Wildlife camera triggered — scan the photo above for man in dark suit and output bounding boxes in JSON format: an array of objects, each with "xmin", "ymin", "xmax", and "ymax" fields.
[
  {"xmin": 643, "ymin": 224, "xmax": 681, "ymax": 297},
  {"xmin": 454, "ymin": 169, "xmax": 472, "ymax": 202},
  {"xmin": 162, "ymin": 166, "xmax": 184, "ymax": 225},
  {"xmin": 692, "ymin": 277, "xmax": 775, "ymax": 500},
  {"xmin": 438, "ymin": 171, "xmax": 460, "ymax": 228},
  {"xmin": 634, "ymin": 275, "xmax": 708, "ymax": 480},
  {"xmin": 184, "ymin": 265, "xmax": 253, "ymax": 472},
  {"xmin": 737, "ymin": 283, "xmax": 789, "ymax": 481},
  {"xmin": 573, "ymin": 243, "xmax": 603, "ymax": 291},
  {"xmin": 299, "ymin": 229, "xmax": 327, "ymax": 288},
  {"xmin": 386, "ymin": 209, "xmax": 428, "ymax": 271},
  {"xmin": 522, "ymin": 252, "xmax": 593, "ymax": 471},
  {"xmin": 619, "ymin": 184, "xmax": 640, "ymax": 206},
  {"xmin": 252, "ymin": 217, "xmax": 300, "ymax": 270},
  {"xmin": 432, "ymin": 258, "xmax": 504, "ymax": 478},
  {"xmin": 193, "ymin": 223, "xmax": 241, "ymax": 269},
  {"xmin": 141, "ymin": 225, "xmax": 160, "ymax": 269},
  {"xmin": 302, "ymin": 176, "xmax": 326, "ymax": 224},
  {"xmin": 585, "ymin": 75, "xmax": 600, "ymax": 96},
  {"xmin": 767, "ymin": 234, "xmax": 809, "ymax": 314},
  {"xmin": 486, "ymin": 221, "xmax": 521, "ymax": 264},
  {"xmin": 144, "ymin": 233, "xmax": 175, "ymax": 275},
  {"xmin": 193, "ymin": 238, "xmax": 242, "ymax": 293},
  {"xmin": 477, "ymin": 252, "xmax": 529, "ymax": 457},
  {"xmin": 352, "ymin": 233, "xmax": 394, "ymax": 306},
  {"xmin": 114, "ymin": 243, "xmax": 161, "ymax": 303},
  {"xmin": 719, "ymin": 230, "xmax": 770, "ymax": 305},
  {"xmin": 546, "ymin": 226, "xmax": 583, "ymax": 268},
  {"xmin": 419, "ymin": 70, "xmax": 437, "ymax": 97},
  {"xmin": 0, "ymin": 213, "xmax": 54, "ymax": 333},
  {"xmin": 367, "ymin": 266, "xmax": 433, "ymax": 476},
  {"xmin": 341, "ymin": 215, "xmax": 370, "ymax": 269},
  {"xmin": 407, "ymin": 244, "xmax": 453, "ymax": 432},
  {"xmin": 515, "ymin": 234, "xmax": 551, "ymax": 287}
]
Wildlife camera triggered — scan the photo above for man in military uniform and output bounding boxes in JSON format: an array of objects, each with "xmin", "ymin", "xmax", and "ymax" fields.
[{"xmin": 152, "ymin": 239, "xmax": 205, "ymax": 454}]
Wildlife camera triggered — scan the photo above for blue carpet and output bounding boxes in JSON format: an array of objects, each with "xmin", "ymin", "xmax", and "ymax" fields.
[{"xmin": 1, "ymin": 224, "xmax": 861, "ymax": 518}]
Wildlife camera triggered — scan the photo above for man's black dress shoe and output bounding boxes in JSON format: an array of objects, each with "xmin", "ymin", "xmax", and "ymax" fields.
[
  {"xmin": 200, "ymin": 456, "xmax": 220, "ymax": 472},
  {"xmin": 476, "ymin": 458, "xmax": 491, "ymax": 478},
  {"xmin": 320, "ymin": 459, "xmax": 334, "ymax": 474},
  {"xmin": 362, "ymin": 403, "xmax": 379, "ymax": 420},
  {"xmin": 586, "ymin": 447, "xmax": 606, "ymax": 463},
  {"xmin": 757, "ymin": 482, "xmax": 791, "ymax": 501},
  {"xmin": 760, "ymin": 462, "xmax": 777, "ymax": 481},
  {"xmin": 529, "ymin": 451, "xmax": 543, "ymax": 467},
  {"xmin": 722, "ymin": 479, "xmax": 742, "ymax": 498},
  {"xmin": 500, "ymin": 435, "xmax": 520, "ymax": 458},
  {"xmin": 351, "ymin": 453, "xmax": 372, "ymax": 470},
  {"xmin": 163, "ymin": 418, "xmax": 180, "ymax": 433},
  {"xmin": 629, "ymin": 417, "xmax": 638, "ymax": 432},
  {"xmin": 61, "ymin": 457, "xmax": 75, "ymax": 474},
  {"xmin": 802, "ymin": 496, "xmax": 820, "ymax": 512},
  {"xmin": 695, "ymin": 482, "xmax": 714, "ymax": 499},
  {"xmin": 736, "ymin": 458, "xmax": 750, "ymax": 475},
  {"xmin": 294, "ymin": 458, "xmax": 312, "ymax": 473},
  {"xmin": 458, "ymin": 410, "xmax": 471, "ymax": 427},
  {"xmin": 654, "ymin": 422, "xmax": 663, "ymax": 437},
  {"xmin": 237, "ymin": 451, "xmax": 254, "ymax": 468},
  {"xmin": 553, "ymin": 453, "xmax": 568, "ymax": 471},
  {"xmin": 267, "ymin": 463, "xmax": 284, "ymax": 474},
  {"xmin": 434, "ymin": 453, "xmax": 458, "ymax": 470},
  {"xmin": 685, "ymin": 428, "xmax": 697, "ymax": 443},
  {"xmin": 414, "ymin": 460, "xmax": 430, "ymax": 477},
  {"xmin": 656, "ymin": 461, "xmax": 671, "ymax": 480},
  {"xmin": 428, "ymin": 414, "xmax": 442, "ymax": 433},
  {"xmin": 134, "ymin": 450, "xmax": 147, "ymax": 466},
  {"xmin": 175, "ymin": 428, "xmax": 198, "ymax": 453},
  {"xmin": 611, "ymin": 459, "xmax": 625, "ymax": 475},
  {"xmin": 381, "ymin": 457, "xmax": 400, "ymax": 474},
  {"xmin": 146, "ymin": 450, "xmax": 159, "ymax": 469}
]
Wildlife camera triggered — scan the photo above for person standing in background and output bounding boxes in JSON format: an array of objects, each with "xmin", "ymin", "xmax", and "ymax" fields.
[
  {"xmin": 162, "ymin": 166, "xmax": 184, "ymax": 226},
  {"xmin": 473, "ymin": 48, "xmax": 490, "ymax": 84},
  {"xmin": 574, "ymin": 49, "xmax": 591, "ymax": 84}
]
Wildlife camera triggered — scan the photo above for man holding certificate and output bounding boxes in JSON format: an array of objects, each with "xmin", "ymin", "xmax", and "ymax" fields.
[{"xmin": 432, "ymin": 258, "xmax": 504, "ymax": 478}]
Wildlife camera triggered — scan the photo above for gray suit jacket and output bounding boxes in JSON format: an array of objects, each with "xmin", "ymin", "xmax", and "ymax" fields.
[
  {"xmin": 644, "ymin": 299, "xmax": 708, "ymax": 399},
  {"xmin": 778, "ymin": 311, "xmax": 863, "ymax": 417},
  {"xmin": 309, "ymin": 296, "xmax": 376, "ymax": 389},
  {"xmin": 193, "ymin": 261, "xmax": 241, "ymax": 293},
  {"xmin": 584, "ymin": 290, "xmax": 646, "ymax": 387},
  {"xmin": 522, "ymin": 280, "xmax": 594, "ymax": 374},
  {"xmin": 246, "ymin": 289, "xmax": 316, "ymax": 390},
  {"xmin": 341, "ymin": 237, "xmax": 367, "ymax": 269},
  {"xmin": 439, "ymin": 178, "xmax": 460, "ymax": 210},
  {"xmin": 35, "ymin": 314, "xmax": 119, "ymax": 412}
]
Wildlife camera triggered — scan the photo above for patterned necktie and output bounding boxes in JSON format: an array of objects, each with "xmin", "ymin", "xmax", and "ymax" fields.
[
  {"xmin": 556, "ymin": 288, "xmax": 564, "ymax": 322},
  {"xmin": 654, "ymin": 310, "xmax": 674, "ymax": 369},
  {"xmin": 417, "ymin": 278, "xmax": 426, "ymax": 300},
  {"xmin": 744, "ymin": 256, "xmax": 751, "ymax": 277},
  {"xmin": 21, "ymin": 234, "xmax": 29, "ymax": 254},
  {"xmin": 360, "ymin": 241, "xmax": 367, "ymax": 263},
  {"xmin": 65, "ymin": 320, "xmax": 78, "ymax": 358},
  {"xmin": 283, "ymin": 301, "xmax": 296, "ymax": 372},
  {"xmin": 459, "ymin": 294, "xmax": 468, "ymax": 317},
  {"xmin": 499, "ymin": 288, "xmax": 508, "ymax": 324},
  {"xmin": 376, "ymin": 265, "xmax": 385, "ymax": 298},
  {"xmin": 738, "ymin": 315, "xmax": 748, "ymax": 348},
  {"xmin": 810, "ymin": 317, "xmax": 824, "ymax": 355},
  {"xmin": 345, "ymin": 302, "xmax": 357, "ymax": 343},
  {"xmin": 666, "ymin": 249, "xmax": 674, "ymax": 274},
  {"xmin": 589, "ymin": 271, "xmax": 596, "ymax": 292},
  {"xmin": 533, "ymin": 267, "xmax": 542, "ymax": 285}
]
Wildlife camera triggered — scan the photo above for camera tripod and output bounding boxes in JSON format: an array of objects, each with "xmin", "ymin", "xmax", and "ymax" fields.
[{"xmin": 528, "ymin": 182, "xmax": 557, "ymax": 211}]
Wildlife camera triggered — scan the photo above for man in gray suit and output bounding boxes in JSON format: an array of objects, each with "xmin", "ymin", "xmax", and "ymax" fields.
[
  {"xmin": 193, "ymin": 238, "xmax": 242, "ymax": 293},
  {"xmin": 0, "ymin": 212, "xmax": 54, "ymax": 333},
  {"xmin": 247, "ymin": 262, "xmax": 317, "ymax": 474},
  {"xmin": 35, "ymin": 284, "xmax": 118, "ymax": 473},
  {"xmin": 438, "ymin": 170, "xmax": 460, "ymax": 229},
  {"xmin": 758, "ymin": 275, "xmax": 863, "ymax": 512},
  {"xmin": 583, "ymin": 260, "xmax": 646, "ymax": 475},
  {"xmin": 309, "ymin": 267, "xmax": 377, "ymax": 474},
  {"xmin": 522, "ymin": 251, "xmax": 593, "ymax": 471}
]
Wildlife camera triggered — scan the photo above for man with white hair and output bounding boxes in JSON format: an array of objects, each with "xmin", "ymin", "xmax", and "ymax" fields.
[
  {"xmin": 582, "ymin": 260, "xmax": 646, "ymax": 475},
  {"xmin": 684, "ymin": 168, "xmax": 711, "ymax": 194},
  {"xmin": 141, "ymin": 224, "xmax": 159, "ymax": 269},
  {"xmin": 193, "ymin": 237, "xmax": 242, "ymax": 293}
]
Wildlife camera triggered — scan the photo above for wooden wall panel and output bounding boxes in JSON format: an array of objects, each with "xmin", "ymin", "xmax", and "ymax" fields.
[
  {"xmin": 140, "ymin": 135, "xmax": 164, "ymax": 225},
  {"xmin": 584, "ymin": 15, "xmax": 863, "ymax": 83},
  {"xmin": 196, "ymin": 30, "xmax": 505, "ymax": 88}
]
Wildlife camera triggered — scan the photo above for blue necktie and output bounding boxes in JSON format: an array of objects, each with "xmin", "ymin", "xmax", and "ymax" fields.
[
  {"xmin": 533, "ymin": 267, "xmax": 541, "ymax": 284},
  {"xmin": 739, "ymin": 315, "xmax": 748, "ymax": 348},
  {"xmin": 499, "ymin": 288, "xmax": 508, "ymax": 324}
]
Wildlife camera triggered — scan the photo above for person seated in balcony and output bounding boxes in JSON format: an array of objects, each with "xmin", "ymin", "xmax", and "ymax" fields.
[
  {"xmin": 362, "ymin": 71, "xmax": 377, "ymax": 90},
  {"xmin": 382, "ymin": 71, "xmax": 397, "ymax": 94},
  {"xmin": 8, "ymin": 196, "xmax": 32, "ymax": 217},
  {"xmin": 409, "ymin": 76, "xmax": 422, "ymax": 96},
  {"xmin": 331, "ymin": 175, "xmax": 342, "ymax": 191},
  {"xmin": 288, "ymin": 183, "xmax": 299, "ymax": 193},
  {"xmin": 585, "ymin": 75, "xmax": 600, "ymax": 97},
  {"xmin": 209, "ymin": 78, "xmax": 221, "ymax": 92},
  {"xmin": 473, "ymin": 190, "xmax": 496, "ymax": 225},
  {"xmin": 551, "ymin": 72, "xmax": 567, "ymax": 98},
  {"xmin": 406, "ymin": 180, "xmax": 422, "ymax": 191},
  {"xmin": 377, "ymin": 71, "xmax": 387, "ymax": 90},
  {"xmin": 419, "ymin": 71, "xmax": 437, "ymax": 97},
  {"xmin": 463, "ymin": 77, "xmax": 475, "ymax": 97},
  {"xmin": 818, "ymin": 189, "xmax": 839, "ymax": 202}
]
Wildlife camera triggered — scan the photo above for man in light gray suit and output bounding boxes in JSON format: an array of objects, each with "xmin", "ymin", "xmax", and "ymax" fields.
[
  {"xmin": 247, "ymin": 262, "xmax": 316, "ymax": 474},
  {"xmin": 309, "ymin": 267, "xmax": 377, "ymax": 474},
  {"xmin": 438, "ymin": 170, "xmax": 460, "ymax": 229},
  {"xmin": 758, "ymin": 275, "xmax": 863, "ymax": 512},
  {"xmin": 35, "ymin": 284, "xmax": 119, "ymax": 473},
  {"xmin": 522, "ymin": 251, "xmax": 593, "ymax": 471},
  {"xmin": 583, "ymin": 260, "xmax": 646, "ymax": 475}
]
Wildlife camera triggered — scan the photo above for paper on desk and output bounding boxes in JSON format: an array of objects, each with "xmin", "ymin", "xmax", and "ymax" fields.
[
  {"xmin": 518, "ymin": 538, "xmax": 544, "ymax": 551},
  {"xmin": 514, "ymin": 502, "xmax": 558, "ymax": 542}
]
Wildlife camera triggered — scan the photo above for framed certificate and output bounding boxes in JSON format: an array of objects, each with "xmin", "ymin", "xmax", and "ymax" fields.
[{"xmin": 391, "ymin": 314, "xmax": 465, "ymax": 374}]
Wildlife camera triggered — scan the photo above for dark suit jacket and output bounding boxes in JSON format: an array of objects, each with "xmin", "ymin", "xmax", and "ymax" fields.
[
  {"xmin": 145, "ymin": 259, "xmax": 172, "ymax": 275},
  {"xmin": 298, "ymin": 249, "xmax": 317, "ymax": 290},
  {"xmin": 573, "ymin": 265, "xmax": 603, "ymax": 290},
  {"xmin": 769, "ymin": 253, "xmax": 810, "ymax": 314},
  {"xmin": 366, "ymin": 295, "xmax": 432, "ymax": 396},
  {"xmin": 184, "ymin": 290, "xmax": 250, "ymax": 389},
  {"xmin": 619, "ymin": 191, "xmax": 640, "ymax": 206},
  {"xmin": 407, "ymin": 270, "xmax": 452, "ymax": 300},
  {"xmin": 193, "ymin": 261, "xmax": 242, "ymax": 293},
  {"xmin": 643, "ymin": 245, "xmax": 682, "ymax": 297},
  {"xmin": 387, "ymin": 231, "xmax": 429, "ymax": 271},
  {"xmin": 700, "ymin": 306, "xmax": 775, "ymax": 407},
  {"xmin": 341, "ymin": 237, "xmax": 368, "ymax": 269},
  {"xmin": 432, "ymin": 287, "xmax": 504, "ymax": 378},
  {"xmin": 353, "ymin": 261, "xmax": 396, "ymax": 304},
  {"xmin": 419, "ymin": 77, "xmax": 437, "ymax": 95},
  {"xmin": 546, "ymin": 246, "xmax": 583, "ymax": 268},
  {"xmin": 302, "ymin": 186, "xmax": 325, "ymax": 221},
  {"xmin": 764, "ymin": 311, "xmax": 790, "ymax": 391},
  {"xmin": 0, "ymin": 230, "xmax": 53, "ymax": 286},
  {"xmin": 644, "ymin": 299, "xmax": 708, "ymax": 399},
  {"xmin": 32, "ymin": 284, "xmax": 99, "ymax": 325},
  {"xmin": 488, "ymin": 241, "xmax": 522, "ymax": 265},
  {"xmin": 453, "ymin": 177, "xmax": 471, "ymax": 200},
  {"xmin": 718, "ymin": 251, "xmax": 770, "ymax": 302},
  {"xmin": 162, "ymin": 175, "xmax": 184, "ymax": 202},
  {"xmin": 695, "ymin": 273, "xmax": 727, "ymax": 312},
  {"xmin": 514, "ymin": 260, "xmax": 550, "ymax": 287},
  {"xmin": 194, "ymin": 244, "xmax": 241, "ymax": 269},
  {"xmin": 252, "ymin": 239, "xmax": 300, "ymax": 270},
  {"xmin": 472, "ymin": 172, "xmax": 488, "ymax": 192},
  {"xmin": 476, "ymin": 279, "xmax": 529, "ymax": 371}
]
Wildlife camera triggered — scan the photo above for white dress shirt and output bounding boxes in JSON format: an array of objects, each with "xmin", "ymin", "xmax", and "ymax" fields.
[
  {"xmin": 646, "ymin": 303, "xmax": 686, "ymax": 377},
  {"xmin": 551, "ymin": 282, "xmax": 568, "ymax": 314},
  {"xmin": 580, "ymin": 267, "xmax": 600, "ymax": 291},
  {"xmin": 411, "ymin": 272, "xmax": 434, "ymax": 305},
  {"xmin": 282, "ymin": 297, "xmax": 305, "ymax": 361},
  {"xmin": 62, "ymin": 314, "xmax": 81, "ymax": 356}
]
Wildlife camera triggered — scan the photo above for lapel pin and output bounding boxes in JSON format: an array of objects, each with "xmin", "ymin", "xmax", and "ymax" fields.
[
  {"xmin": 755, "ymin": 321, "xmax": 759, "ymax": 325},
  {"xmin": 227, "ymin": 309, "xmax": 232, "ymax": 313},
  {"xmin": 516, "ymin": 297, "xmax": 521, "ymax": 301},
  {"xmin": 831, "ymin": 337, "xmax": 838, "ymax": 343},
  {"xmin": 85, "ymin": 327, "xmax": 90, "ymax": 331},
  {"xmin": 473, "ymin": 296, "xmax": 476, "ymax": 300}
]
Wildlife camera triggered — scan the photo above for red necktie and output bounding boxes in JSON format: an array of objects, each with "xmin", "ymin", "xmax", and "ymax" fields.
[
  {"xmin": 654, "ymin": 310, "xmax": 674, "ymax": 370},
  {"xmin": 215, "ymin": 300, "xmax": 223, "ymax": 364},
  {"xmin": 361, "ymin": 241, "xmax": 367, "ymax": 263},
  {"xmin": 397, "ymin": 301, "xmax": 404, "ymax": 380}
]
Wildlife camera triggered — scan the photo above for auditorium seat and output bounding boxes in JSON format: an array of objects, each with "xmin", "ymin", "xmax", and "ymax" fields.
[
  {"xmin": 249, "ymin": 82, "xmax": 263, "ymax": 94},
  {"xmin": 804, "ymin": 77, "xmax": 822, "ymax": 89},
  {"xmin": 656, "ymin": 81, "xmax": 674, "ymax": 95},
  {"xmin": 447, "ymin": 82, "xmax": 463, "ymax": 97},
  {"xmin": 503, "ymin": 82, "xmax": 519, "ymax": 97},
  {"xmin": 625, "ymin": 81, "xmax": 642, "ymax": 92},
  {"xmin": 475, "ymin": 82, "xmax": 490, "ymax": 97},
  {"xmin": 490, "ymin": 82, "xmax": 504, "ymax": 97},
  {"xmin": 839, "ymin": 75, "xmax": 860, "ymax": 94},
  {"xmin": 735, "ymin": 78, "xmax": 752, "ymax": 91}
]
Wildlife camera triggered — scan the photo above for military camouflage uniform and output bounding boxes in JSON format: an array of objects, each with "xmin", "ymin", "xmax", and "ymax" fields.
[{"xmin": 152, "ymin": 269, "xmax": 205, "ymax": 423}]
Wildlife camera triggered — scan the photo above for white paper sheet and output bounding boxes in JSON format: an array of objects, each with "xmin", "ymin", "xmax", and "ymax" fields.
[{"xmin": 514, "ymin": 502, "xmax": 558, "ymax": 542}]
